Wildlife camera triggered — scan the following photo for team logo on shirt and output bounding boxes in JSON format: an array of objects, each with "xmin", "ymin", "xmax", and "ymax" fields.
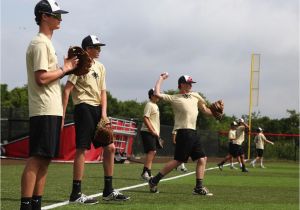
[
  {"xmin": 92, "ymin": 71, "xmax": 99, "ymax": 79},
  {"xmin": 182, "ymin": 93, "xmax": 191, "ymax": 99}
]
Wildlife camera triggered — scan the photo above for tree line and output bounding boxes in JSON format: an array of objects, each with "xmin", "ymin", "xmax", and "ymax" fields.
[{"xmin": 1, "ymin": 83, "xmax": 299, "ymax": 135}]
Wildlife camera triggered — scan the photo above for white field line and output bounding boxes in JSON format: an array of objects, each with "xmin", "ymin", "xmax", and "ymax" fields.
[{"xmin": 42, "ymin": 162, "xmax": 242, "ymax": 210}]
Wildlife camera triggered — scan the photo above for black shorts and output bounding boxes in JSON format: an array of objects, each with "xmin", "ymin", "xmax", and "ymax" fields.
[
  {"xmin": 230, "ymin": 144, "xmax": 244, "ymax": 157},
  {"xmin": 256, "ymin": 149, "xmax": 264, "ymax": 157},
  {"xmin": 74, "ymin": 103, "xmax": 102, "ymax": 149},
  {"xmin": 174, "ymin": 129, "xmax": 206, "ymax": 162},
  {"xmin": 29, "ymin": 115, "xmax": 62, "ymax": 158},
  {"xmin": 141, "ymin": 131, "xmax": 160, "ymax": 153},
  {"xmin": 228, "ymin": 142, "xmax": 235, "ymax": 155}
]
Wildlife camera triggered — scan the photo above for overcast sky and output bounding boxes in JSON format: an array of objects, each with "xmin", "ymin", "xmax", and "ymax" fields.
[{"xmin": 1, "ymin": 0, "xmax": 299, "ymax": 119}]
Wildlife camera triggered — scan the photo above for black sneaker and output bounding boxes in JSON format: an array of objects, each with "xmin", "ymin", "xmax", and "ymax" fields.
[
  {"xmin": 217, "ymin": 163, "xmax": 223, "ymax": 171},
  {"xmin": 148, "ymin": 178, "xmax": 159, "ymax": 193},
  {"xmin": 103, "ymin": 190, "xmax": 130, "ymax": 201},
  {"xmin": 69, "ymin": 193, "xmax": 99, "ymax": 205},
  {"xmin": 193, "ymin": 187, "xmax": 213, "ymax": 196},
  {"xmin": 242, "ymin": 168, "xmax": 249, "ymax": 172}
]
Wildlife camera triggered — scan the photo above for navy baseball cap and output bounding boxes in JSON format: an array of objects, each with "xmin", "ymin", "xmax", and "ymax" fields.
[
  {"xmin": 35, "ymin": 0, "xmax": 68, "ymax": 16},
  {"xmin": 148, "ymin": 88, "xmax": 155, "ymax": 98},
  {"xmin": 82, "ymin": 35, "xmax": 106, "ymax": 49},
  {"xmin": 178, "ymin": 75, "xmax": 196, "ymax": 85}
]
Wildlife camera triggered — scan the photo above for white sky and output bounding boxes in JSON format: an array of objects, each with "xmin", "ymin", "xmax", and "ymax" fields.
[{"xmin": 1, "ymin": 0, "xmax": 299, "ymax": 119}]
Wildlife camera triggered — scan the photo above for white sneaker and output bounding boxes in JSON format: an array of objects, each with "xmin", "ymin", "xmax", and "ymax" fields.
[
  {"xmin": 177, "ymin": 165, "xmax": 188, "ymax": 173},
  {"xmin": 69, "ymin": 193, "xmax": 98, "ymax": 205},
  {"xmin": 260, "ymin": 165, "xmax": 266, "ymax": 168},
  {"xmin": 103, "ymin": 190, "xmax": 130, "ymax": 201},
  {"xmin": 141, "ymin": 172, "xmax": 151, "ymax": 181}
]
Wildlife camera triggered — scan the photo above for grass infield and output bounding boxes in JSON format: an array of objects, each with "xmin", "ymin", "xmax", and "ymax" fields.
[{"xmin": 1, "ymin": 159, "xmax": 299, "ymax": 210}]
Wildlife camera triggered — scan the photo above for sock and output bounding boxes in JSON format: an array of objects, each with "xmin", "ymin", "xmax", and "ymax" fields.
[
  {"xmin": 71, "ymin": 180, "xmax": 81, "ymax": 195},
  {"xmin": 240, "ymin": 163, "xmax": 242, "ymax": 168},
  {"xmin": 181, "ymin": 163, "xmax": 185, "ymax": 168},
  {"xmin": 147, "ymin": 169, "xmax": 152, "ymax": 176},
  {"xmin": 103, "ymin": 176, "xmax": 113, "ymax": 196},
  {"xmin": 151, "ymin": 172, "xmax": 164, "ymax": 184},
  {"xmin": 20, "ymin": 197, "xmax": 32, "ymax": 210},
  {"xmin": 252, "ymin": 159, "xmax": 256, "ymax": 164},
  {"xmin": 196, "ymin": 179, "xmax": 203, "ymax": 188},
  {"xmin": 142, "ymin": 167, "xmax": 148, "ymax": 174},
  {"xmin": 32, "ymin": 195, "xmax": 42, "ymax": 210},
  {"xmin": 242, "ymin": 163, "xmax": 245, "ymax": 170},
  {"xmin": 218, "ymin": 160, "xmax": 225, "ymax": 165}
]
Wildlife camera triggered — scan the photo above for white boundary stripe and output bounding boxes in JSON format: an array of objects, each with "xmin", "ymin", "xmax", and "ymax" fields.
[{"xmin": 41, "ymin": 163, "xmax": 238, "ymax": 210}]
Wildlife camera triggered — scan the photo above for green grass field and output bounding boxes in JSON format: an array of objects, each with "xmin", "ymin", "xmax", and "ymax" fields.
[{"xmin": 1, "ymin": 160, "xmax": 299, "ymax": 210}]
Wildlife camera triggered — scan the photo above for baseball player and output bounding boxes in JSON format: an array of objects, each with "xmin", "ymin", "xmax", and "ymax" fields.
[
  {"xmin": 250, "ymin": 127, "xmax": 274, "ymax": 168},
  {"xmin": 20, "ymin": 1, "xmax": 77, "ymax": 210},
  {"xmin": 148, "ymin": 73, "xmax": 223, "ymax": 196},
  {"xmin": 62, "ymin": 35, "xmax": 129, "ymax": 203},
  {"xmin": 217, "ymin": 121, "xmax": 241, "ymax": 170},
  {"xmin": 232, "ymin": 118, "xmax": 249, "ymax": 172},
  {"xmin": 140, "ymin": 89, "xmax": 161, "ymax": 181},
  {"xmin": 172, "ymin": 130, "xmax": 188, "ymax": 172}
]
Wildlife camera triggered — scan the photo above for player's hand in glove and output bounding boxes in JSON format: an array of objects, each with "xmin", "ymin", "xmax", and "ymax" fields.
[
  {"xmin": 94, "ymin": 117, "xmax": 114, "ymax": 146},
  {"xmin": 66, "ymin": 46, "xmax": 92, "ymax": 76},
  {"xmin": 209, "ymin": 100, "xmax": 224, "ymax": 120}
]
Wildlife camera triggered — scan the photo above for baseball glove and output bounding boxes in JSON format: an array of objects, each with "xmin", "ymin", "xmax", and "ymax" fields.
[
  {"xmin": 94, "ymin": 117, "xmax": 114, "ymax": 146},
  {"xmin": 209, "ymin": 100, "xmax": 224, "ymax": 120},
  {"xmin": 66, "ymin": 46, "xmax": 92, "ymax": 76}
]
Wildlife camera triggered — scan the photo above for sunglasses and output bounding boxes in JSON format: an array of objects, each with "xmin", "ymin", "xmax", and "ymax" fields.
[
  {"xmin": 43, "ymin": 12, "xmax": 62, "ymax": 20},
  {"xmin": 87, "ymin": 46, "xmax": 101, "ymax": 51}
]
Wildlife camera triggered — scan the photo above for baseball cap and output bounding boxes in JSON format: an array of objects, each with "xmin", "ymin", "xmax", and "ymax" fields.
[
  {"xmin": 256, "ymin": 127, "xmax": 263, "ymax": 132},
  {"xmin": 148, "ymin": 88, "xmax": 155, "ymax": 98},
  {"xmin": 82, "ymin": 35, "xmax": 106, "ymax": 49},
  {"xmin": 35, "ymin": 0, "xmax": 68, "ymax": 16},
  {"xmin": 238, "ymin": 118, "xmax": 244, "ymax": 123},
  {"xmin": 231, "ymin": 121, "xmax": 238, "ymax": 126},
  {"xmin": 178, "ymin": 75, "xmax": 196, "ymax": 85}
]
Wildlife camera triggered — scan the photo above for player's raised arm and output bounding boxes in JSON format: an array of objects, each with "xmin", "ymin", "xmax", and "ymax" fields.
[{"xmin": 154, "ymin": 72, "xmax": 169, "ymax": 98}]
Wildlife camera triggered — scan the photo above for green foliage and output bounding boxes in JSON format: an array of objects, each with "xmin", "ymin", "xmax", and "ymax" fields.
[{"xmin": 1, "ymin": 83, "xmax": 299, "ymax": 139}]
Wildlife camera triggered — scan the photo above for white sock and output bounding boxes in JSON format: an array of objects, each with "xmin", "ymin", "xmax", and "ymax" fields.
[{"xmin": 181, "ymin": 163, "xmax": 185, "ymax": 168}]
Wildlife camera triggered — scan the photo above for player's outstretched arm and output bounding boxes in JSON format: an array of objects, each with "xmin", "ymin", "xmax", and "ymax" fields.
[{"xmin": 154, "ymin": 72, "xmax": 169, "ymax": 98}]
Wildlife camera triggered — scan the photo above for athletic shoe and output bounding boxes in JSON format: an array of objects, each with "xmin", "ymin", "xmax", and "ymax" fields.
[
  {"xmin": 193, "ymin": 187, "xmax": 213, "ymax": 196},
  {"xmin": 176, "ymin": 166, "xmax": 188, "ymax": 173},
  {"xmin": 141, "ymin": 171, "xmax": 151, "ymax": 181},
  {"xmin": 69, "ymin": 193, "xmax": 99, "ymax": 205},
  {"xmin": 103, "ymin": 190, "xmax": 130, "ymax": 201},
  {"xmin": 250, "ymin": 162, "xmax": 255, "ymax": 168},
  {"xmin": 242, "ymin": 168, "xmax": 249, "ymax": 172},
  {"xmin": 148, "ymin": 178, "xmax": 159, "ymax": 193},
  {"xmin": 217, "ymin": 163, "xmax": 223, "ymax": 171},
  {"xmin": 181, "ymin": 167, "xmax": 188, "ymax": 172},
  {"xmin": 260, "ymin": 165, "xmax": 266, "ymax": 168},
  {"xmin": 230, "ymin": 165, "xmax": 238, "ymax": 169}
]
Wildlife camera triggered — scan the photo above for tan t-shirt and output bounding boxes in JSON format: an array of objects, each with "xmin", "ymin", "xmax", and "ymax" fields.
[
  {"xmin": 228, "ymin": 129, "xmax": 236, "ymax": 142},
  {"xmin": 235, "ymin": 126, "xmax": 245, "ymax": 145},
  {"xmin": 254, "ymin": 133, "xmax": 266, "ymax": 149},
  {"xmin": 160, "ymin": 92, "xmax": 206, "ymax": 130},
  {"xmin": 68, "ymin": 60, "xmax": 106, "ymax": 106},
  {"xmin": 26, "ymin": 33, "xmax": 63, "ymax": 117},
  {"xmin": 140, "ymin": 101, "xmax": 160, "ymax": 134}
]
